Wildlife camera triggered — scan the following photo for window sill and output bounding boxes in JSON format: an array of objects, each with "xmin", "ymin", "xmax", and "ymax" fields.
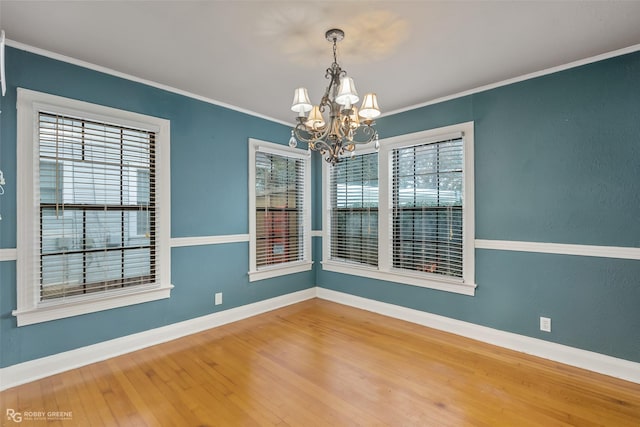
[
  {"xmin": 321, "ymin": 261, "xmax": 476, "ymax": 296},
  {"xmin": 249, "ymin": 261, "xmax": 313, "ymax": 282},
  {"xmin": 12, "ymin": 283, "xmax": 174, "ymax": 327}
]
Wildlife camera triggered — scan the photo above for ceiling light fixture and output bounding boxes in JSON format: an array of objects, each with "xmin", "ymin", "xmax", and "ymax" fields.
[{"xmin": 289, "ymin": 29, "xmax": 380, "ymax": 164}]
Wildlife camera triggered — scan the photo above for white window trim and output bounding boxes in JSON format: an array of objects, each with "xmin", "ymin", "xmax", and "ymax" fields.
[
  {"xmin": 322, "ymin": 122, "xmax": 476, "ymax": 296},
  {"xmin": 14, "ymin": 88, "xmax": 173, "ymax": 326},
  {"xmin": 248, "ymin": 138, "xmax": 312, "ymax": 282}
]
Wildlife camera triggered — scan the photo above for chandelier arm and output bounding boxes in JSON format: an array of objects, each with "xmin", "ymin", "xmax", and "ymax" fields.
[
  {"xmin": 294, "ymin": 125, "xmax": 343, "ymax": 161},
  {"xmin": 313, "ymin": 139, "xmax": 336, "ymax": 153},
  {"xmin": 324, "ymin": 57, "xmax": 345, "ymax": 97},
  {"xmin": 320, "ymin": 79, "xmax": 332, "ymax": 104},
  {"xmin": 325, "ymin": 142, "xmax": 345, "ymax": 165},
  {"xmin": 318, "ymin": 96, "xmax": 331, "ymax": 115},
  {"xmin": 293, "ymin": 122, "xmax": 331, "ymax": 145},
  {"xmin": 349, "ymin": 125, "xmax": 377, "ymax": 145}
]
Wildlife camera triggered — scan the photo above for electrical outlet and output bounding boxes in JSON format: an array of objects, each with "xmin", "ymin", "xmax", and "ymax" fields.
[
  {"xmin": 214, "ymin": 292, "xmax": 223, "ymax": 306},
  {"xmin": 540, "ymin": 316, "xmax": 551, "ymax": 332}
]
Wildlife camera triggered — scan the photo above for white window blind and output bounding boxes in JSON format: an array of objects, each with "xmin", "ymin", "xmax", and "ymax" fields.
[
  {"xmin": 329, "ymin": 152, "xmax": 379, "ymax": 266},
  {"xmin": 255, "ymin": 151, "xmax": 305, "ymax": 268},
  {"xmin": 392, "ymin": 137, "xmax": 464, "ymax": 278},
  {"xmin": 38, "ymin": 112, "xmax": 156, "ymax": 300}
]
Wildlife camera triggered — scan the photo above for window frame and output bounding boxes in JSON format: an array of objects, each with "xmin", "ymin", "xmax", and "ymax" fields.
[
  {"xmin": 248, "ymin": 138, "xmax": 312, "ymax": 282},
  {"xmin": 322, "ymin": 122, "xmax": 476, "ymax": 296},
  {"xmin": 14, "ymin": 88, "xmax": 173, "ymax": 326}
]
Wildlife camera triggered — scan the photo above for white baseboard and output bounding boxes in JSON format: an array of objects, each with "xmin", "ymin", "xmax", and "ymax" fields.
[
  {"xmin": 316, "ymin": 287, "xmax": 640, "ymax": 384},
  {"xmin": 2, "ymin": 286, "xmax": 638, "ymax": 391},
  {"xmin": 316, "ymin": 288, "xmax": 640, "ymax": 384},
  {"xmin": 0, "ymin": 288, "xmax": 316, "ymax": 391}
]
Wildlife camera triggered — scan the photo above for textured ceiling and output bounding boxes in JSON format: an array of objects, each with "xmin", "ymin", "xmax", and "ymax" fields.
[{"xmin": 2, "ymin": 1, "xmax": 640, "ymax": 124}]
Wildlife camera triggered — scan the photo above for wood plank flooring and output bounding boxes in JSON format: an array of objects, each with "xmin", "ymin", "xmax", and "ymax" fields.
[{"xmin": 1, "ymin": 298, "xmax": 639, "ymax": 426}]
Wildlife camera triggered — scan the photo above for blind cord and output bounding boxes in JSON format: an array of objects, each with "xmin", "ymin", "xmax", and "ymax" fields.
[{"xmin": 54, "ymin": 115, "xmax": 61, "ymax": 219}]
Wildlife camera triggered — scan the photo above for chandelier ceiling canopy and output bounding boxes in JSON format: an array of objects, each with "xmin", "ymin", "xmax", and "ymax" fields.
[{"xmin": 289, "ymin": 29, "xmax": 380, "ymax": 164}]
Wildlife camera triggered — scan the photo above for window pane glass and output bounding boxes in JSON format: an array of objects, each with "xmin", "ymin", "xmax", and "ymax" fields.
[
  {"xmin": 86, "ymin": 250, "xmax": 122, "ymax": 284},
  {"xmin": 392, "ymin": 138, "xmax": 464, "ymax": 278},
  {"xmin": 124, "ymin": 248, "xmax": 151, "ymax": 279},
  {"xmin": 85, "ymin": 210, "xmax": 123, "ymax": 249},
  {"xmin": 255, "ymin": 151, "xmax": 304, "ymax": 268},
  {"xmin": 41, "ymin": 209, "xmax": 81, "ymax": 254},
  {"xmin": 129, "ymin": 210, "xmax": 151, "ymax": 239},
  {"xmin": 41, "ymin": 253, "xmax": 84, "ymax": 299},
  {"xmin": 40, "ymin": 161, "xmax": 63, "ymax": 204},
  {"xmin": 330, "ymin": 152, "xmax": 379, "ymax": 266},
  {"xmin": 38, "ymin": 112, "xmax": 156, "ymax": 301}
]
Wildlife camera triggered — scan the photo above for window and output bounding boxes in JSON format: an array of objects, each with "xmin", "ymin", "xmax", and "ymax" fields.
[
  {"xmin": 15, "ymin": 89, "xmax": 172, "ymax": 326},
  {"xmin": 328, "ymin": 151, "xmax": 379, "ymax": 267},
  {"xmin": 248, "ymin": 138, "xmax": 311, "ymax": 281},
  {"xmin": 392, "ymin": 138, "xmax": 463, "ymax": 278},
  {"xmin": 323, "ymin": 122, "xmax": 475, "ymax": 295}
]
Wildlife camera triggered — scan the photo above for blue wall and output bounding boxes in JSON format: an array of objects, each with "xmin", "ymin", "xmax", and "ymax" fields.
[
  {"xmin": 1, "ymin": 46, "xmax": 639, "ymax": 370},
  {"xmin": 316, "ymin": 52, "xmax": 640, "ymax": 363},
  {"xmin": 0, "ymin": 47, "xmax": 314, "ymax": 368}
]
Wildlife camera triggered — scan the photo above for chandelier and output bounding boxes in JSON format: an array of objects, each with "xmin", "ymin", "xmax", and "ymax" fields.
[{"xmin": 289, "ymin": 29, "xmax": 381, "ymax": 164}]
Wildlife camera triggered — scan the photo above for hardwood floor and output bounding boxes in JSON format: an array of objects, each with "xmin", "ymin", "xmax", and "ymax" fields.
[{"xmin": 1, "ymin": 298, "xmax": 639, "ymax": 426}]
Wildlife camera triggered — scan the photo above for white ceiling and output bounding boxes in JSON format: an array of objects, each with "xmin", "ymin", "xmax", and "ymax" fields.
[{"xmin": 2, "ymin": 1, "xmax": 640, "ymax": 125}]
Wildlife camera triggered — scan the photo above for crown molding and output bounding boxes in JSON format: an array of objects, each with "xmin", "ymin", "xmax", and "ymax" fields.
[
  {"xmin": 4, "ymin": 39, "xmax": 291, "ymax": 127},
  {"xmin": 382, "ymin": 43, "xmax": 640, "ymax": 118},
  {"xmin": 7, "ymin": 39, "xmax": 640, "ymax": 126}
]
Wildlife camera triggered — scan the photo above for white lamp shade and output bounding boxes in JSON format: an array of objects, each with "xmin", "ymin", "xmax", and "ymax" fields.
[
  {"xmin": 359, "ymin": 93, "xmax": 381, "ymax": 119},
  {"xmin": 335, "ymin": 77, "xmax": 359, "ymax": 106},
  {"xmin": 305, "ymin": 105, "xmax": 325, "ymax": 130},
  {"xmin": 291, "ymin": 87, "xmax": 312, "ymax": 114}
]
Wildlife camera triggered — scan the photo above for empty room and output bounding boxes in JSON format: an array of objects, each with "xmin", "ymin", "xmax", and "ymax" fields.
[{"xmin": 0, "ymin": 1, "xmax": 639, "ymax": 425}]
